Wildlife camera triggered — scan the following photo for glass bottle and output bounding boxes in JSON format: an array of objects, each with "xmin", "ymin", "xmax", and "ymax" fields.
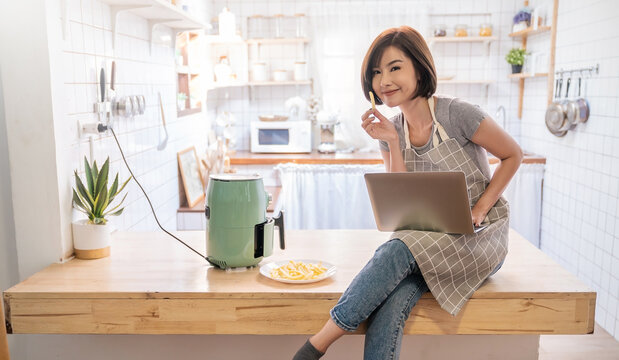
[{"xmin": 295, "ymin": 13, "xmax": 307, "ymax": 38}]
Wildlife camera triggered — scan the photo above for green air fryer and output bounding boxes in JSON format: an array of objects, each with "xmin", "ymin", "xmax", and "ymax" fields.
[{"xmin": 205, "ymin": 173, "xmax": 285, "ymax": 269}]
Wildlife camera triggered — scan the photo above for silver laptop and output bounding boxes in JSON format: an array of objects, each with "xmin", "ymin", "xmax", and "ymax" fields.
[{"xmin": 364, "ymin": 172, "xmax": 487, "ymax": 234}]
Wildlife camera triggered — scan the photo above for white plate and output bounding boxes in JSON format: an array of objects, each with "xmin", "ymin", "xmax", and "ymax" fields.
[{"xmin": 260, "ymin": 259, "xmax": 337, "ymax": 284}]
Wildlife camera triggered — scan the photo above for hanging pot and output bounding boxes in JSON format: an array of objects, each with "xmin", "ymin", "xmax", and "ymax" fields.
[
  {"xmin": 558, "ymin": 77, "xmax": 576, "ymax": 132},
  {"xmin": 573, "ymin": 75, "xmax": 590, "ymax": 124},
  {"xmin": 545, "ymin": 77, "xmax": 567, "ymax": 136}
]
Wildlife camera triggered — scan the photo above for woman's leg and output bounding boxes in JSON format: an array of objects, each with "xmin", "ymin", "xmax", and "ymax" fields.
[
  {"xmin": 293, "ymin": 239, "xmax": 417, "ymax": 359},
  {"xmin": 363, "ymin": 272, "xmax": 428, "ymax": 360}
]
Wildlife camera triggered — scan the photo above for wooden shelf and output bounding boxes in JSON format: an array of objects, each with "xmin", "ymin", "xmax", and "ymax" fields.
[
  {"xmin": 204, "ymin": 35, "xmax": 245, "ymax": 44},
  {"xmin": 509, "ymin": 26, "xmax": 552, "ymax": 39},
  {"xmin": 177, "ymin": 107, "xmax": 201, "ymax": 117},
  {"xmin": 249, "ymin": 80, "xmax": 312, "ymax": 86},
  {"xmin": 205, "ymin": 36, "xmax": 310, "ymax": 46},
  {"xmin": 438, "ymin": 79, "xmax": 494, "ymax": 84},
  {"xmin": 246, "ymin": 38, "xmax": 310, "ymax": 45},
  {"xmin": 207, "ymin": 80, "xmax": 312, "ymax": 90},
  {"xmin": 429, "ymin": 36, "xmax": 497, "ymax": 43},
  {"xmin": 508, "ymin": 72, "xmax": 548, "ymax": 79},
  {"xmin": 510, "ymin": 0, "xmax": 558, "ymax": 119},
  {"xmin": 176, "ymin": 66, "xmax": 201, "ymax": 75}
]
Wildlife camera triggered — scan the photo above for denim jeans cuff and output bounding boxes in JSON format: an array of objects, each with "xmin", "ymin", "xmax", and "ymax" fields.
[{"xmin": 329, "ymin": 307, "xmax": 357, "ymax": 332}]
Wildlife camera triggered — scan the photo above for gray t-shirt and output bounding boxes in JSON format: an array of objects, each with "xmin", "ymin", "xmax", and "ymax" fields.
[{"xmin": 379, "ymin": 95, "xmax": 492, "ymax": 179}]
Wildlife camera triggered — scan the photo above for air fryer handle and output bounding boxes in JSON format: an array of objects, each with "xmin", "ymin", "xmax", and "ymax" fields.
[{"xmin": 273, "ymin": 211, "xmax": 285, "ymax": 250}]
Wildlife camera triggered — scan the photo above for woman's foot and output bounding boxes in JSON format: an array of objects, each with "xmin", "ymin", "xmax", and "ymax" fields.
[{"xmin": 292, "ymin": 339, "xmax": 324, "ymax": 360}]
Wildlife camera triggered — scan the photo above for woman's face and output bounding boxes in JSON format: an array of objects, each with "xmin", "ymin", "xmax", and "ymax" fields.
[{"xmin": 371, "ymin": 46, "xmax": 418, "ymax": 107}]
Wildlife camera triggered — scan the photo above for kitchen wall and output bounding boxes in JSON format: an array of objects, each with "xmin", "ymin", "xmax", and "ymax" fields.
[
  {"xmin": 60, "ymin": 0, "xmax": 208, "ymax": 244},
  {"xmin": 0, "ymin": 50, "xmax": 20, "ymax": 358},
  {"xmin": 207, "ymin": 0, "xmax": 524, "ymax": 152},
  {"xmin": 519, "ymin": 0, "xmax": 619, "ymax": 341}
]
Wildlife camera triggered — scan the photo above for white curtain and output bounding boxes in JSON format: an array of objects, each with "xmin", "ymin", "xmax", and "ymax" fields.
[
  {"xmin": 274, "ymin": 163, "xmax": 384, "ymax": 229},
  {"xmin": 490, "ymin": 163, "xmax": 545, "ymax": 248}
]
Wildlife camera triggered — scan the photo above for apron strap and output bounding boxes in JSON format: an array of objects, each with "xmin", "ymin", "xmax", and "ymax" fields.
[{"xmin": 403, "ymin": 96, "xmax": 450, "ymax": 149}]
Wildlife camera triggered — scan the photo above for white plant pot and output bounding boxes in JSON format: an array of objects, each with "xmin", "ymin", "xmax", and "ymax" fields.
[{"xmin": 71, "ymin": 219, "xmax": 111, "ymax": 259}]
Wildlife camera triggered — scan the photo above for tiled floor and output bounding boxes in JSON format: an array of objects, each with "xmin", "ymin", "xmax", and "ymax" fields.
[{"xmin": 539, "ymin": 323, "xmax": 619, "ymax": 359}]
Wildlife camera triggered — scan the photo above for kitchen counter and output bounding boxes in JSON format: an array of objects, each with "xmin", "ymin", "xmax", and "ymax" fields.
[
  {"xmin": 3, "ymin": 229, "xmax": 593, "ymax": 336},
  {"xmin": 230, "ymin": 151, "xmax": 546, "ymax": 165}
]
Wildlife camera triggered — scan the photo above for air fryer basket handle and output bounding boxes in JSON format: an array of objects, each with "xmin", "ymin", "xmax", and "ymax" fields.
[{"xmin": 273, "ymin": 211, "xmax": 285, "ymax": 249}]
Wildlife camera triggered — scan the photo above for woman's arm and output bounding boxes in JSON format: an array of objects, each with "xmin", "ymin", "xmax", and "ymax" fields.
[
  {"xmin": 380, "ymin": 141, "xmax": 406, "ymax": 172},
  {"xmin": 380, "ymin": 148, "xmax": 407, "ymax": 172},
  {"xmin": 470, "ymin": 117, "xmax": 523, "ymax": 225}
]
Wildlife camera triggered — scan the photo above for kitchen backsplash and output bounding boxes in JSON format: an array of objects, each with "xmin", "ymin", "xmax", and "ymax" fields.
[
  {"xmin": 519, "ymin": 0, "xmax": 619, "ymax": 341},
  {"xmin": 61, "ymin": 0, "xmax": 207, "ymax": 232}
]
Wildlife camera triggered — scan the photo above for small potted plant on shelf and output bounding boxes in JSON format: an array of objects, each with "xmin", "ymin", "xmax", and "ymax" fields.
[
  {"xmin": 72, "ymin": 157, "xmax": 131, "ymax": 259},
  {"xmin": 177, "ymin": 92, "xmax": 187, "ymax": 111},
  {"xmin": 505, "ymin": 48, "xmax": 527, "ymax": 74}
]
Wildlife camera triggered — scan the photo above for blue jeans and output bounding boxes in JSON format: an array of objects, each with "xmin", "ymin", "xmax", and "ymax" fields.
[{"xmin": 330, "ymin": 238, "xmax": 503, "ymax": 360}]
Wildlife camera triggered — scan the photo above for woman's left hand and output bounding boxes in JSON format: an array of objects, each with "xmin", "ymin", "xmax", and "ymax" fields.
[{"xmin": 471, "ymin": 205, "xmax": 488, "ymax": 226}]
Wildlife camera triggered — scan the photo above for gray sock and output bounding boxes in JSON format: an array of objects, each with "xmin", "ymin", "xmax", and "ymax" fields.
[{"xmin": 292, "ymin": 339, "xmax": 324, "ymax": 360}]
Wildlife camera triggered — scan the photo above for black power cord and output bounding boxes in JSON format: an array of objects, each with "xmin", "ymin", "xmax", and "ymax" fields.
[{"xmin": 109, "ymin": 127, "xmax": 208, "ymax": 261}]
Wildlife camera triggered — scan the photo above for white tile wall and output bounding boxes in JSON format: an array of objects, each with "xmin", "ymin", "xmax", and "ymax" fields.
[
  {"xmin": 519, "ymin": 0, "xmax": 619, "ymax": 340},
  {"xmin": 60, "ymin": 0, "xmax": 207, "ymax": 232}
]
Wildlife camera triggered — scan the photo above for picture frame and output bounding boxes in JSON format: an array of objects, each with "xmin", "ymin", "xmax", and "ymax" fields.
[{"xmin": 177, "ymin": 146, "xmax": 205, "ymax": 208}]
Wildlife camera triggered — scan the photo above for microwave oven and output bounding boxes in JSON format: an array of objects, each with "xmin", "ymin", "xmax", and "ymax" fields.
[{"xmin": 250, "ymin": 120, "xmax": 312, "ymax": 153}]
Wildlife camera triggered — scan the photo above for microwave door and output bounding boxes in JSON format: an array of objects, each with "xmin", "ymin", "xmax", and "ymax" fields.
[{"xmin": 258, "ymin": 128, "xmax": 290, "ymax": 146}]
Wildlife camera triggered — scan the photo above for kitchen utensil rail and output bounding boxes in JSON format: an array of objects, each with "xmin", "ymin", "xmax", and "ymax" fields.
[{"xmin": 555, "ymin": 64, "xmax": 599, "ymax": 77}]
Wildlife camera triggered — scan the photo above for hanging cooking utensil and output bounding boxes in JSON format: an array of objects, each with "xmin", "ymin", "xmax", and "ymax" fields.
[
  {"xmin": 545, "ymin": 75, "xmax": 567, "ymax": 137},
  {"xmin": 560, "ymin": 76, "xmax": 579, "ymax": 131},
  {"xmin": 157, "ymin": 92, "xmax": 169, "ymax": 151},
  {"xmin": 574, "ymin": 72, "xmax": 590, "ymax": 124}
]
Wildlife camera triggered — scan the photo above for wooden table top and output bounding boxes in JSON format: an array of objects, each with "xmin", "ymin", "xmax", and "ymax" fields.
[
  {"xmin": 230, "ymin": 151, "xmax": 546, "ymax": 165},
  {"xmin": 4, "ymin": 229, "xmax": 589, "ymax": 299},
  {"xmin": 3, "ymin": 230, "xmax": 594, "ymax": 335}
]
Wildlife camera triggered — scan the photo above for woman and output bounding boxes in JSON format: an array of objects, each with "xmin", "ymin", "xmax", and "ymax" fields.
[{"xmin": 293, "ymin": 26, "xmax": 522, "ymax": 360}]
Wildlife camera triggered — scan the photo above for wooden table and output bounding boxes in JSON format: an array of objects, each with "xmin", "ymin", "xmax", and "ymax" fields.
[{"xmin": 3, "ymin": 229, "xmax": 593, "ymax": 337}]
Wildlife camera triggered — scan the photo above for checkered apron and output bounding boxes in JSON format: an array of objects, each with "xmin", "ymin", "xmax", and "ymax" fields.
[{"xmin": 391, "ymin": 97, "xmax": 509, "ymax": 316}]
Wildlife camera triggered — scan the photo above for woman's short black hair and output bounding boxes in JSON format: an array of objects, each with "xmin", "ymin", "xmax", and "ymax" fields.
[{"xmin": 361, "ymin": 26, "xmax": 437, "ymax": 105}]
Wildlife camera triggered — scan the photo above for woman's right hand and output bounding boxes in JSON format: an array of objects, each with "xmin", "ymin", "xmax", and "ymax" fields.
[{"xmin": 361, "ymin": 108, "xmax": 398, "ymax": 143}]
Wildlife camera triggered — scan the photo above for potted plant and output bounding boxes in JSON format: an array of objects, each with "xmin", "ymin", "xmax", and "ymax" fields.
[
  {"xmin": 505, "ymin": 48, "xmax": 527, "ymax": 74},
  {"xmin": 177, "ymin": 92, "xmax": 187, "ymax": 111},
  {"xmin": 72, "ymin": 157, "xmax": 131, "ymax": 259}
]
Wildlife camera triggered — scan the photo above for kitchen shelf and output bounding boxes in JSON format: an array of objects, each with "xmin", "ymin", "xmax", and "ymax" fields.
[
  {"xmin": 429, "ymin": 36, "xmax": 497, "ymax": 43},
  {"xmin": 249, "ymin": 80, "xmax": 312, "ymax": 86},
  {"xmin": 176, "ymin": 31, "xmax": 203, "ymax": 117},
  {"xmin": 208, "ymin": 81, "xmax": 251, "ymax": 89},
  {"xmin": 63, "ymin": 0, "xmax": 208, "ymax": 54},
  {"xmin": 204, "ymin": 35, "xmax": 245, "ymax": 44},
  {"xmin": 176, "ymin": 66, "xmax": 201, "ymax": 75},
  {"xmin": 438, "ymin": 79, "xmax": 494, "ymax": 84},
  {"xmin": 246, "ymin": 38, "xmax": 310, "ymax": 45},
  {"xmin": 207, "ymin": 80, "xmax": 313, "ymax": 90},
  {"xmin": 508, "ymin": 73, "xmax": 548, "ymax": 79},
  {"xmin": 509, "ymin": 0, "xmax": 559, "ymax": 119},
  {"xmin": 508, "ymin": 26, "xmax": 552, "ymax": 39},
  {"xmin": 429, "ymin": 12, "xmax": 492, "ymax": 16}
]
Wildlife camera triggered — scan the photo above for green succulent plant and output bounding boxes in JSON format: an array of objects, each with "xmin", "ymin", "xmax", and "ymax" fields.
[
  {"xmin": 505, "ymin": 48, "xmax": 527, "ymax": 66},
  {"xmin": 72, "ymin": 156, "xmax": 131, "ymax": 225}
]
